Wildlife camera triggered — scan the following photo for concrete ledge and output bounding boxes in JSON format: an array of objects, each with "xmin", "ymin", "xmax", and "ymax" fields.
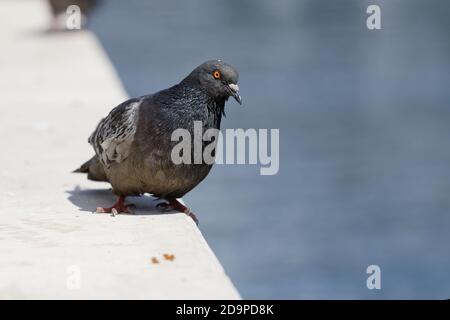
[{"xmin": 0, "ymin": 0, "xmax": 240, "ymax": 299}]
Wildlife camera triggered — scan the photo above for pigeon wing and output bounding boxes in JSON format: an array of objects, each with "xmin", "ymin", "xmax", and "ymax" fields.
[{"xmin": 89, "ymin": 98, "xmax": 141, "ymax": 168}]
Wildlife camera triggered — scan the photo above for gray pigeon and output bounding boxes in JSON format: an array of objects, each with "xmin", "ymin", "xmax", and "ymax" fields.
[{"xmin": 74, "ymin": 60, "xmax": 241, "ymax": 223}]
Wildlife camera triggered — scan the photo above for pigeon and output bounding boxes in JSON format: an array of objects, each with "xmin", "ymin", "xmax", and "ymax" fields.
[{"xmin": 74, "ymin": 60, "xmax": 242, "ymax": 224}]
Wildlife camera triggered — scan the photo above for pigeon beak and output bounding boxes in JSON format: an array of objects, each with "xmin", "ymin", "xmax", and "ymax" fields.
[{"xmin": 228, "ymin": 83, "xmax": 242, "ymax": 105}]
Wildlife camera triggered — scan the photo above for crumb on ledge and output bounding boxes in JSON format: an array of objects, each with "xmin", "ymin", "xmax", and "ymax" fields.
[
  {"xmin": 151, "ymin": 257, "xmax": 160, "ymax": 264},
  {"xmin": 163, "ymin": 253, "xmax": 175, "ymax": 261}
]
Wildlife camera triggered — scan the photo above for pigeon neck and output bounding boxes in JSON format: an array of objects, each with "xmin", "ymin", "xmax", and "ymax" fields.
[
  {"xmin": 185, "ymin": 84, "xmax": 226, "ymax": 125},
  {"xmin": 172, "ymin": 82, "xmax": 225, "ymax": 127}
]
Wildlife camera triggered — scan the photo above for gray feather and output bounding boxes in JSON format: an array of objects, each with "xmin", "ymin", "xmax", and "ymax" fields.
[{"xmin": 89, "ymin": 98, "xmax": 140, "ymax": 168}]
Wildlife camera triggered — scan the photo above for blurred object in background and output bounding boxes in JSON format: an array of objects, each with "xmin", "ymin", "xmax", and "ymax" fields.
[
  {"xmin": 88, "ymin": 0, "xmax": 450, "ymax": 299},
  {"xmin": 47, "ymin": 0, "xmax": 99, "ymax": 31}
]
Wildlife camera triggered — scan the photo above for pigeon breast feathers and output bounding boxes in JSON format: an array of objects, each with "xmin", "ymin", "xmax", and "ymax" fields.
[{"xmin": 89, "ymin": 98, "xmax": 141, "ymax": 168}]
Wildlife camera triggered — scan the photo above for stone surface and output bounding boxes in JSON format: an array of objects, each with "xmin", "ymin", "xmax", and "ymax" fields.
[{"xmin": 0, "ymin": 0, "xmax": 239, "ymax": 299}]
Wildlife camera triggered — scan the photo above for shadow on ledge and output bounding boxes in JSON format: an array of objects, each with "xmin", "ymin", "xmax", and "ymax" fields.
[{"xmin": 66, "ymin": 186, "xmax": 176, "ymax": 216}]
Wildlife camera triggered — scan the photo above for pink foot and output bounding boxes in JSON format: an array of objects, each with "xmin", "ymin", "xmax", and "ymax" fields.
[
  {"xmin": 95, "ymin": 196, "xmax": 133, "ymax": 214},
  {"xmin": 168, "ymin": 199, "xmax": 199, "ymax": 225}
]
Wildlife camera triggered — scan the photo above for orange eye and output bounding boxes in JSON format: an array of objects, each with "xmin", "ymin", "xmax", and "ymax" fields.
[{"xmin": 213, "ymin": 70, "xmax": 221, "ymax": 79}]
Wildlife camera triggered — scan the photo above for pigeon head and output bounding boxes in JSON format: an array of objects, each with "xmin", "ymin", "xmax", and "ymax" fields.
[{"xmin": 182, "ymin": 60, "xmax": 242, "ymax": 104}]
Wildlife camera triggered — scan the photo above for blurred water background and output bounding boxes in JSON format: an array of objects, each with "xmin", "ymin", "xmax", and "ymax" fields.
[{"xmin": 89, "ymin": 0, "xmax": 450, "ymax": 299}]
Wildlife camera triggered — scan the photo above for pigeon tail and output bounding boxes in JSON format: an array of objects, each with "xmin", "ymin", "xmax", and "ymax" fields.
[
  {"xmin": 73, "ymin": 158, "xmax": 91, "ymax": 173},
  {"xmin": 73, "ymin": 156, "xmax": 108, "ymax": 182}
]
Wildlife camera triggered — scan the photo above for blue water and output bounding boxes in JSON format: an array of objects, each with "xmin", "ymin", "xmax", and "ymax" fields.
[{"xmin": 90, "ymin": 0, "xmax": 450, "ymax": 299}]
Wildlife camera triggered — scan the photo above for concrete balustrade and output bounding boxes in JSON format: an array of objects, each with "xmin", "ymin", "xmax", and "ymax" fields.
[{"xmin": 0, "ymin": 0, "xmax": 239, "ymax": 299}]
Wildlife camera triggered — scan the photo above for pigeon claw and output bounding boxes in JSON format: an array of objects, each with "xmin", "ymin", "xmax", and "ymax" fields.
[
  {"xmin": 168, "ymin": 198, "xmax": 199, "ymax": 225},
  {"xmin": 186, "ymin": 211, "xmax": 199, "ymax": 225},
  {"xmin": 156, "ymin": 201, "xmax": 171, "ymax": 212},
  {"xmin": 95, "ymin": 196, "xmax": 134, "ymax": 215}
]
